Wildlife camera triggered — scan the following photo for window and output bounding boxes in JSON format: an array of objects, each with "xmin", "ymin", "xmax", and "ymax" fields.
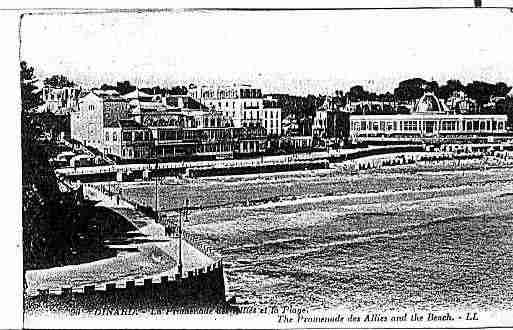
[
  {"xmin": 403, "ymin": 121, "xmax": 418, "ymax": 131},
  {"xmin": 134, "ymin": 131, "xmax": 144, "ymax": 141},
  {"xmin": 122, "ymin": 132, "xmax": 132, "ymax": 142},
  {"xmin": 113, "ymin": 132, "xmax": 118, "ymax": 141},
  {"xmin": 441, "ymin": 121, "xmax": 457, "ymax": 131},
  {"xmin": 105, "ymin": 132, "xmax": 110, "ymax": 141}
]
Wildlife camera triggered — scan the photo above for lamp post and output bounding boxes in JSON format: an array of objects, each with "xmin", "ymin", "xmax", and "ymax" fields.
[
  {"xmin": 154, "ymin": 152, "xmax": 159, "ymax": 223},
  {"xmin": 177, "ymin": 199, "xmax": 187, "ymax": 278}
]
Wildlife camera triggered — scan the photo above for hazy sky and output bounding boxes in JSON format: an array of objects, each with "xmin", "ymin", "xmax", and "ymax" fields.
[{"xmin": 20, "ymin": 8, "xmax": 513, "ymax": 95}]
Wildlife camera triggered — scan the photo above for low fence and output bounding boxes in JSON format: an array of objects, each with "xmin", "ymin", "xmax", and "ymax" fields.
[
  {"xmin": 330, "ymin": 145, "xmax": 424, "ymax": 163},
  {"xmin": 331, "ymin": 150, "xmax": 496, "ymax": 173},
  {"xmin": 185, "ymin": 160, "xmax": 329, "ymax": 178},
  {"xmin": 182, "ymin": 231, "xmax": 222, "ymax": 261},
  {"xmin": 25, "ymin": 260, "xmax": 226, "ymax": 310}
]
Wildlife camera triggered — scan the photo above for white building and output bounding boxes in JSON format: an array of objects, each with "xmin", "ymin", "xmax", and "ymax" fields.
[
  {"xmin": 350, "ymin": 93, "xmax": 507, "ymax": 141},
  {"xmin": 443, "ymin": 91, "xmax": 477, "ymax": 113},
  {"xmin": 39, "ymin": 85, "xmax": 81, "ymax": 114},
  {"xmin": 188, "ymin": 84, "xmax": 282, "ymax": 136},
  {"xmin": 70, "ymin": 89, "xmax": 132, "ymax": 150}
]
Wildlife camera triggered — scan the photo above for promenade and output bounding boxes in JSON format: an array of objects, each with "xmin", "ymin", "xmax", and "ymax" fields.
[
  {"xmin": 55, "ymin": 145, "xmax": 421, "ymax": 177},
  {"xmin": 25, "ymin": 184, "xmax": 223, "ymax": 299},
  {"xmin": 25, "ymin": 239, "xmax": 213, "ymax": 293}
]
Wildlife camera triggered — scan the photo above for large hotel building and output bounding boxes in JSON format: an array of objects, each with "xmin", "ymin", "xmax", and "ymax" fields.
[
  {"xmin": 350, "ymin": 92, "xmax": 507, "ymax": 142},
  {"xmin": 70, "ymin": 87, "xmax": 271, "ymax": 161},
  {"xmin": 188, "ymin": 84, "xmax": 282, "ymax": 136}
]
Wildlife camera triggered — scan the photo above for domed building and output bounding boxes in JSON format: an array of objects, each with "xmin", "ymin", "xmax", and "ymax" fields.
[
  {"xmin": 349, "ymin": 92, "xmax": 507, "ymax": 142},
  {"xmin": 414, "ymin": 92, "xmax": 448, "ymax": 113}
]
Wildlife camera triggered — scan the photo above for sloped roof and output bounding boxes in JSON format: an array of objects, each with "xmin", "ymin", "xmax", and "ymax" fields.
[
  {"xmin": 92, "ymin": 89, "xmax": 120, "ymax": 97},
  {"xmin": 87, "ymin": 89, "xmax": 125, "ymax": 101},
  {"xmin": 116, "ymin": 119, "xmax": 146, "ymax": 129},
  {"xmin": 122, "ymin": 89, "xmax": 153, "ymax": 100}
]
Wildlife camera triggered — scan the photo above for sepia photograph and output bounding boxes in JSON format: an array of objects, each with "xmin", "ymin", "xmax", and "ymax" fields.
[{"xmin": 12, "ymin": 2, "xmax": 513, "ymax": 328}]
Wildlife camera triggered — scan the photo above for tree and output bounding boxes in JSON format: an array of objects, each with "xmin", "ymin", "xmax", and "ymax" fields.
[
  {"xmin": 22, "ymin": 63, "xmax": 93, "ymax": 274},
  {"xmin": 116, "ymin": 80, "xmax": 136, "ymax": 95},
  {"xmin": 347, "ymin": 85, "xmax": 369, "ymax": 102},
  {"xmin": 333, "ymin": 90, "xmax": 347, "ymax": 107},
  {"xmin": 21, "ymin": 62, "xmax": 56, "ymax": 276},
  {"xmin": 394, "ymin": 78, "xmax": 428, "ymax": 102},
  {"xmin": 20, "ymin": 61, "xmax": 42, "ymax": 113},
  {"xmin": 43, "ymin": 74, "xmax": 74, "ymax": 88},
  {"xmin": 465, "ymin": 81, "xmax": 496, "ymax": 109},
  {"xmin": 495, "ymin": 82, "xmax": 512, "ymax": 98},
  {"xmin": 381, "ymin": 92, "xmax": 395, "ymax": 102},
  {"xmin": 303, "ymin": 94, "xmax": 318, "ymax": 118},
  {"xmin": 100, "ymin": 83, "xmax": 117, "ymax": 91},
  {"xmin": 169, "ymin": 85, "xmax": 188, "ymax": 95},
  {"xmin": 439, "ymin": 79, "xmax": 465, "ymax": 99},
  {"xmin": 427, "ymin": 80, "xmax": 439, "ymax": 95}
]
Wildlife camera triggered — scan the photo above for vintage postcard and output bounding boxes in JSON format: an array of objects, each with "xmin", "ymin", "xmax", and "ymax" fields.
[{"xmin": 16, "ymin": 3, "xmax": 513, "ymax": 329}]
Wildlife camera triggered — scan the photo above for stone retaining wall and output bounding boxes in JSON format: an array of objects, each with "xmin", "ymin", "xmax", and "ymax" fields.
[{"xmin": 25, "ymin": 260, "xmax": 227, "ymax": 311}]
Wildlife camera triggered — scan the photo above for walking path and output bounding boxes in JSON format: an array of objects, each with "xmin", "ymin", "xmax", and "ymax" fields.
[
  {"xmin": 55, "ymin": 145, "xmax": 419, "ymax": 177},
  {"xmin": 25, "ymin": 239, "xmax": 213, "ymax": 292},
  {"xmin": 25, "ymin": 184, "xmax": 219, "ymax": 296}
]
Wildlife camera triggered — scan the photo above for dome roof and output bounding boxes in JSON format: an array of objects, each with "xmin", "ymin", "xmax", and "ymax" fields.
[{"xmin": 414, "ymin": 92, "xmax": 446, "ymax": 113}]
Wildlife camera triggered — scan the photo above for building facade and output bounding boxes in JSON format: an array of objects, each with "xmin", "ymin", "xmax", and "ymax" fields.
[
  {"xmin": 350, "ymin": 93, "xmax": 507, "ymax": 141},
  {"xmin": 138, "ymin": 107, "xmax": 235, "ymax": 159},
  {"xmin": 40, "ymin": 86, "xmax": 81, "ymax": 114},
  {"xmin": 188, "ymin": 84, "xmax": 282, "ymax": 136},
  {"xmin": 103, "ymin": 120, "xmax": 154, "ymax": 160},
  {"xmin": 444, "ymin": 91, "xmax": 477, "ymax": 113},
  {"xmin": 71, "ymin": 90, "xmax": 133, "ymax": 151},
  {"xmin": 313, "ymin": 109, "xmax": 350, "ymax": 143}
]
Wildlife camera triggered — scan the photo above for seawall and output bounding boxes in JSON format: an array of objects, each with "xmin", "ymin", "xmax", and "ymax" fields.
[
  {"xmin": 57, "ymin": 145, "xmax": 421, "ymax": 182},
  {"xmin": 25, "ymin": 260, "xmax": 228, "ymax": 313}
]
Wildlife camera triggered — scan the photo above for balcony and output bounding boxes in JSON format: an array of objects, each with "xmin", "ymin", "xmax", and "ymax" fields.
[{"xmin": 243, "ymin": 105, "xmax": 261, "ymax": 110}]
